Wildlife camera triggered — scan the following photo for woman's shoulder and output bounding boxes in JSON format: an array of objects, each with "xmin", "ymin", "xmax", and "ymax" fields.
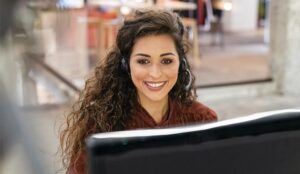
[{"xmin": 177, "ymin": 100, "xmax": 218, "ymax": 122}]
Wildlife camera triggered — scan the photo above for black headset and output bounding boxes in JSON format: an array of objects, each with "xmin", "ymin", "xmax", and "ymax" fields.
[{"xmin": 120, "ymin": 56, "xmax": 129, "ymax": 72}]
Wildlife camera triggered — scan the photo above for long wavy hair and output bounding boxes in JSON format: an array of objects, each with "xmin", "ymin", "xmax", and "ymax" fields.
[{"xmin": 60, "ymin": 9, "xmax": 197, "ymax": 171}]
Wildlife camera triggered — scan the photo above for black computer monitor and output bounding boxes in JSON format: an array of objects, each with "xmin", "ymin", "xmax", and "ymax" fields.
[{"xmin": 86, "ymin": 109, "xmax": 300, "ymax": 174}]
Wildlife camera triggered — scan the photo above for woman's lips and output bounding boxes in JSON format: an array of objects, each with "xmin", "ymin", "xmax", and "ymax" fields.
[{"xmin": 144, "ymin": 81, "xmax": 167, "ymax": 91}]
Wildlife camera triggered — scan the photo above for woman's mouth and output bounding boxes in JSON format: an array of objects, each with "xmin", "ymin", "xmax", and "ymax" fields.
[{"xmin": 144, "ymin": 81, "xmax": 167, "ymax": 91}]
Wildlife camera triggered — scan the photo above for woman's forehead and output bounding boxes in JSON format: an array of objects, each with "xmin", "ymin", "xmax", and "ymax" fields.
[{"xmin": 131, "ymin": 34, "xmax": 177, "ymax": 53}]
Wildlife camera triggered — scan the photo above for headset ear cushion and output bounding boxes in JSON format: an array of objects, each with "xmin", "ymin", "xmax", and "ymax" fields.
[
  {"xmin": 121, "ymin": 57, "xmax": 128, "ymax": 72},
  {"xmin": 179, "ymin": 58, "xmax": 187, "ymax": 72}
]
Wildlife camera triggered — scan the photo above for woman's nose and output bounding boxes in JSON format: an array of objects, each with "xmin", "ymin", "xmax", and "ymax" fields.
[{"xmin": 149, "ymin": 64, "xmax": 162, "ymax": 78}]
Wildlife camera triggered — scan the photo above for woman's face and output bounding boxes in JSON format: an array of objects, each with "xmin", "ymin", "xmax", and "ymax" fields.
[{"xmin": 129, "ymin": 34, "xmax": 180, "ymax": 104}]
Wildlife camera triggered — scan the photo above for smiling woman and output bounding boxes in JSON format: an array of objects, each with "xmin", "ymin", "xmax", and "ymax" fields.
[
  {"xmin": 130, "ymin": 34, "xmax": 180, "ymax": 122},
  {"xmin": 60, "ymin": 9, "xmax": 217, "ymax": 174}
]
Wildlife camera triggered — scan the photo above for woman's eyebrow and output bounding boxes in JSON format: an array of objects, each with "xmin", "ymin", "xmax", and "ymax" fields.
[
  {"xmin": 133, "ymin": 53, "xmax": 151, "ymax": 57},
  {"xmin": 160, "ymin": 53, "xmax": 176, "ymax": 57},
  {"xmin": 133, "ymin": 52, "xmax": 176, "ymax": 57}
]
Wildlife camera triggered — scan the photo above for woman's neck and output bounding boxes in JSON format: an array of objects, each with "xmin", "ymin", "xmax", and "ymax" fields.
[{"xmin": 139, "ymin": 96, "xmax": 169, "ymax": 123}]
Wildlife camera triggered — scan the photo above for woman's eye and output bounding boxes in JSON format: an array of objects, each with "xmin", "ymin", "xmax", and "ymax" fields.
[
  {"xmin": 137, "ymin": 59, "xmax": 150, "ymax": 65},
  {"xmin": 161, "ymin": 59, "xmax": 173, "ymax": 64}
]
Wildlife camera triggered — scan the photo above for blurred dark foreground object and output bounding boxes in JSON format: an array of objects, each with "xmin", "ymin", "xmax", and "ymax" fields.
[
  {"xmin": 0, "ymin": 81, "xmax": 19, "ymax": 160},
  {"xmin": 0, "ymin": 0, "xmax": 19, "ymax": 162},
  {"xmin": 0, "ymin": 0, "xmax": 48, "ymax": 173},
  {"xmin": 87, "ymin": 109, "xmax": 300, "ymax": 174},
  {"xmin": 0, "ymin": 0, "xmax": 18, "ymax": 40}
]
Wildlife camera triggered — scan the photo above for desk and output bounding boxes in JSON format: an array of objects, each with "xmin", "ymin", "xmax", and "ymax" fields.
[
  {"xmin": 156, "ymin": 1, "xmax": 196, "ymax": 10},
  {"xmin": 87, "ymin": 0, "xmax": 196, "ymax": 10},
  {"xmin": 87, "ymin": 0, "xmax": 153, "ymax": 9}
]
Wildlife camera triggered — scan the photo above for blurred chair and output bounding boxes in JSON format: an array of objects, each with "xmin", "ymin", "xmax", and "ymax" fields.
[
  {"xmin": 98, "ymin": 19, "xmax": 121, "ymax": 59},
  {"xmin": 204, "ymin": 0, "xmax": 225, "ymax": 47},
  {"xmin": 182, "ymin": 17, "xmax": 200, "ymax": 66},
  {"xmin": 87, "ymin": 11, "xmax": 121, "ymax": 61}
]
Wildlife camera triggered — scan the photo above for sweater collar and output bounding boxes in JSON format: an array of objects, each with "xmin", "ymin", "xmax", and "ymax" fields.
[{"xmin": 135, "ymin": 97, "xmax": 176, "ymax": 127}]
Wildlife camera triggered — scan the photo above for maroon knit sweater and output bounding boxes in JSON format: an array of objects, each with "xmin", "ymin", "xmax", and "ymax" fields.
[{"xmin": 67, "ymin": 99, "xmax": 217, "ymax": 174}]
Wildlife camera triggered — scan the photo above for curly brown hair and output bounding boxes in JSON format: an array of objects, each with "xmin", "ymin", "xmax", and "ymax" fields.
[{"xmin": 59, "ymin": 9, "xmax": 197, "ymax": 171}]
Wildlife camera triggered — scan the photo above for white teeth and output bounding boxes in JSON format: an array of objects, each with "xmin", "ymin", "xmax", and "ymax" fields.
[{"xmin": 146, "ymin": 82, "xmax": 165, "ymax": 88}]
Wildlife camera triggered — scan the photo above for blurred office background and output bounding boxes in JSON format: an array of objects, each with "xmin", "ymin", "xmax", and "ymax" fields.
[{"xmin": 1, "ymin": 0, "xmax": 300, "ymax": 173}]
